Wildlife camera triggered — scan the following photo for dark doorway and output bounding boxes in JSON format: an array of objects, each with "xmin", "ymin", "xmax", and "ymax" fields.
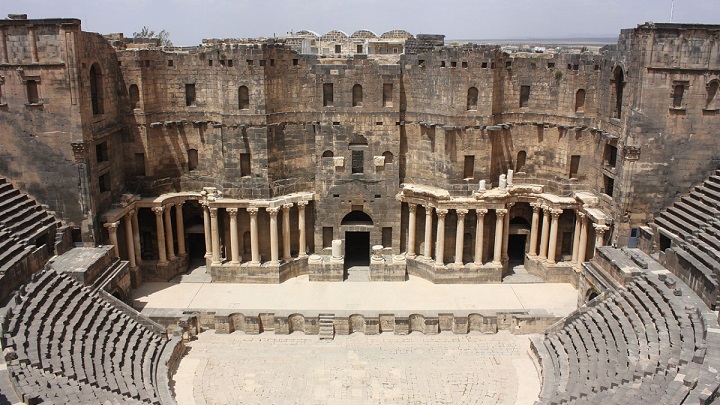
[
  {"xmin": 187, "ymin": 233, "xmax": 206, "ymax": 259},
  {"xmin": 345, "ymin": 232, "xmax": 370, "ymax": 266},
  {"xmin": 508, "ymin": 234, "xmax": 527, "ymax": 260}
]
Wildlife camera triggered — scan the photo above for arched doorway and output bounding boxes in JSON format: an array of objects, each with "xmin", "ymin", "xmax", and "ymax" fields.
[{"xmin": 341, "ymin": 210, "xmax": 373, "ymax": 278}]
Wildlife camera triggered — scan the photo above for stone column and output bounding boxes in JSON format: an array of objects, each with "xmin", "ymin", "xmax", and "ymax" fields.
[
  {"xmin": 474, "ymin": 209, "xmax": 487, "ymax": 265},
  {"xmin": 248, "ymin": 207, "xmax": 260, "ymax": 264},
  {"xmin": 131, "ymin": 209, "xmax": 142, "ymax": 265},
  {"xmin": 228, "ymin": 208, "xmax": 240, "ymax": 264},
  {"xmin": 578, "ymin": 214, "xmax": 588, "ymax": 263},
  {"xmin": 407, "ymin": 203, "xmax": 417, "ymax": 256},
  {"xmin": 502, "ymin": 202, "xmax": 514, "ymax": 261},
  {"xmin": 164, "ymin": 204, "xmax": 176, "ymax": 260},
  {"xmin": 297, "ymin": 201, "xmax": 308, "ymax": 258},
  {"xmin": 203, "ymin": 203, "xmax": 212, "ymax": 259},
  {"xmin": 175, "ymin": 202, "xmax": 186, "ymax": 256},
  {"xmin": 424, "ymin": 205, "xmax": 433, "ymax": 260},
  {"xmin": 547, "ymin": 209, "xmax": 563, "ymax": 264},
  {"xmin": 594, "ymin": 224, "xmax": 609, "ymax": 248},
  {"xmin": 571, "ymin": 212, "xmax": 583, "ymax": 264},
  {"xmin": 152, "ymin": 207, "xmax": 167, "ymax": 264},
  {"xmin": 282, "ymin": 203, "xmax": 293, "ymax": 262},
  {"xmin": 268, "ymin": 207, "xmax": 280, "ymax": 265},
  {"xmin": 493, "ymin": 209, "xmax": 507, "ymax": 265},
  {"xmin": 455, "ymin": 209, "xmax": 468, "ymax": 266},
  {"xmin": 210, "ymin": 207, "xmax": 221, "ymax": 264},
  {"xmin": 435, "ymin": 209, "xmax": 448, "ymax": 266},
  {"xmin": 123, "ymin": 214, "xmax": 136, "ymax": 268},
  {"xmin": 104, "ymin": 221, "xmax": 120, "ymax": 258},
  {"xmin": 529, "ymin": 203, "xmax": 541, "ymax": 257},
  {"xmin": 539, "ymin": 206, "xmax": 550, "ymax": 261}
]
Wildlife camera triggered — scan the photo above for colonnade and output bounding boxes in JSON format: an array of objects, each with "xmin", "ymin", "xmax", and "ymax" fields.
[
  {"xmin": 405, "ymin": 202, "xmax": 605, "ymax": 267},
  {"xmin": 203, "ymin": 201, "xmax": 309, "ymax": 266},
  {"xmin": 104, "ymin": 207, "xmax": 148, "ymax": 268}
]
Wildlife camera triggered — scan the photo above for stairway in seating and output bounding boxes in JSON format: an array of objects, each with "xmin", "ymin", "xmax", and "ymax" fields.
[{"xmin": 318, "ymin": 314, "xmax": 335, "ymax": 340}]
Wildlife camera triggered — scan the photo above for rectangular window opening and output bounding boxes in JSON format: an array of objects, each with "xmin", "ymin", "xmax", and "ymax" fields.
[
  {"xmin": 26, "ymin": 80, "xmax": 40, "ymax": 104},
  {"xmin": 322, "ymin": 227, "xmax": 333, "ymax": 248},
  {"xmin": 185, "ymin": 83, "xmax": 196, "ymax": 106},
  {"xmin": 240, "ymin": 153, "xmax": 251, "ymax": 177},
  {"xmin": 382, "ymin": 227, "xmax": 392, "ymax": 248},
  {"xmin": 293, "ymin": 58, "xmax": 299, "ymax": 66},
  {"xmin": 98, "ymin": 173, "xmax": 110, "ymax": 193},
  {"xmin": 96, "ymin": 141, "xmax": 109, "ymax": 163},
  {"xmin": 356, "ymin": 45, "xmax": 363, "ymax": 53},
  {"xmin": 603, "ymin": 175, "xmax": 615, "ymax": 197},
  {"xmin": 352, "ymin": 150, "xmax": 364, "ymax": 174},
  {"xmin": 188, "ymin": 149, "xmax": 199, "ymax": 171},
  {"xmin": 335, "ymin": 44, "xmax": 341, "ymax": 53},
  {"xmin": 323, "ymin": 83, "xmax": 334, "ymax": 107},
  {"xmin": 168, "ymin": 60, "xmax": 174, "ymax": 67},
  {"xmin": 569, "ymin": 155, "xmax": 580, "ymax": 179},
  {"xmin": 519, "ymin": 85, "xmax": 530, "ymax": 108},
  {"xmin": 604, "ymin": 144, "xmax": 618, "ymax": 168},
  {"xmin": 383, "ymin": 83, "xmax": 393, "ymax": 107},
  {"xmin": 463, "ymin": 155, "xmax": 475, "ymax": 179},
  {"xmin": 134, "ymin": 153, "xmax": 146, "ymax": 176}
]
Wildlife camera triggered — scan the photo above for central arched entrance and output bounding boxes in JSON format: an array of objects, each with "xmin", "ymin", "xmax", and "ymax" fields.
[{"xmin": 341, "ymin": 210, "xmax": 373, "ymax": 280}]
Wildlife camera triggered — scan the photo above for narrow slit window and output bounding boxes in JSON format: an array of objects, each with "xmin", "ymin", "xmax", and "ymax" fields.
[
  {"xmin": 240, "ymin": 153, "xmax": 251, "ymax": 176},
  {"xmin": 383, "ymin": 83, "xmax": 393, "ymax": 107},
  {"xmin": 467, "ymin": 87, "xmax": 478, "ymax": 110},
  {"xmin": 352, "ymin": 84, "xmax": 363, "ymax": 107},
  {"xmin": 463, "ymin": 156, "xmax": 475, "ymax": 179},
  {"xmin": 26, "ymin": 80, "xmax": 40, "ymax": 104},
  {"xmin": 323, "ymin": 83, "xmax": 333, "ymax": 107},
  {"xmin": 519, "ymin": 85, "xmax": 530, "ymax": 108}
]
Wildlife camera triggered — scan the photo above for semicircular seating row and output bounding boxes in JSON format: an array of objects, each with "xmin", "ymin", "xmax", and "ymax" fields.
[
  {"xmin": 532, "ymin": 271, "xmax": 720, "ymax": 405},
  {"xmin": 0, "ymin": 177, "xmax": 58, "ymax": 274},
  {"xmin": 1, "ymin": 268, "xmax": 177, "ymax": 404},
  {"xmin": 654, "ymin": 169, "xmax": 720, "ymax": 309}
]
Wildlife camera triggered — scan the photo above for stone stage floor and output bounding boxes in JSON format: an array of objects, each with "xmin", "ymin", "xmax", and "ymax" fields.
[
  {"xmin": 173, "ymin": 330, "xmax": 541, "ymax": 405},
  {"xmin": 131, "ymin": 271, "xmax": 578, "ymax": 318}
]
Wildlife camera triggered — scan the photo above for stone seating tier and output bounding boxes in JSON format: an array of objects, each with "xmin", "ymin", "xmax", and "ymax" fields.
[
  {"xmin": 1, "ymin": 269, "xmax": 168, "ymax": 404},
  {"xmin": 534, "ymin": 272, "xmax": 711, "ymax": 405}
]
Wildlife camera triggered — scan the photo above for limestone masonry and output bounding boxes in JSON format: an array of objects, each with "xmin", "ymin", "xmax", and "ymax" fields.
[{"xmin": 1, "ymin": 13, "xmax": 720, "ymax": 405}]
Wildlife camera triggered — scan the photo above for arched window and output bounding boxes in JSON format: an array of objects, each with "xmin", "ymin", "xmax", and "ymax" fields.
[
  {"xmin": 516, "ymin": 151, "xmax": 527, "ymax": 172},
  {"xmin": 90, "ymin": 63, "xmax": 104, "ymax": 115},
  {"xmin": 575, "ymin": 89, "xmax": 586, "ymax": 112},
  {"xmin": 612, "ymin": 67, "xmax": 624, "ymax": 118},
  {"xmin": 322, "ymin": 150, "xmax": 334, "ymax": 158},
  {"xmin": 382, "ymin": 151, "xmax": 394, "ymax": 164},
  {"xmin": 238, "ymin": 86, "xmax": 249, "ymax": 110},
  {"xmin": 129, "ymin": 84, "xmax": 140, "ymax": 109},
  {"xmin": 467, "ymin": 87, "xmax": 478, "ymax": 110},
  {"xmin": 352, "ymin": 84, "xmax": 363, "ymax": 107},
  {"xmin": 706, "ymin": 80, "xmax": 719, "ymax": 110}
]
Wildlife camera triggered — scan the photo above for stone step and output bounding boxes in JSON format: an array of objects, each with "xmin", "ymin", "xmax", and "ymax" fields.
[{"xmin": 318, "ymin": 314, "xmax": 335, "ymax": 340}]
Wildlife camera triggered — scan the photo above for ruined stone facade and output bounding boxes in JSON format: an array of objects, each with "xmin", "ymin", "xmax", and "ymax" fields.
[{"xmin": 1, "ymin": 16, "xmax": 719, "ymax": 285}]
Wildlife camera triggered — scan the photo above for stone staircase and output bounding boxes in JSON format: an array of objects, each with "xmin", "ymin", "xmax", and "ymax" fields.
[{"xmin": 318, "ymin": 314, "xmax": 335, "ymax": 340}]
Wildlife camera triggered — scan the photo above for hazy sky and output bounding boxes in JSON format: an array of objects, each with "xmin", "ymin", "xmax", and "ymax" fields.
[{"xmin": 4, "ymin": 0, "xmax": 719, "ymax": 46}]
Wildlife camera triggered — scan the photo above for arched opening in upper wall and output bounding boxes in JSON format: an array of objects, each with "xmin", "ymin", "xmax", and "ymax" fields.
[
  {"xmin": 90, "ymin": 63, "xmax": 104, "ymax": 115},
  {"xmin": 612, "ymin": 66, "xmax": 624, "ymax": 118},
  {"xmin": 467, "ymin": 87, "xmax": 478, "ymax": 111}
]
